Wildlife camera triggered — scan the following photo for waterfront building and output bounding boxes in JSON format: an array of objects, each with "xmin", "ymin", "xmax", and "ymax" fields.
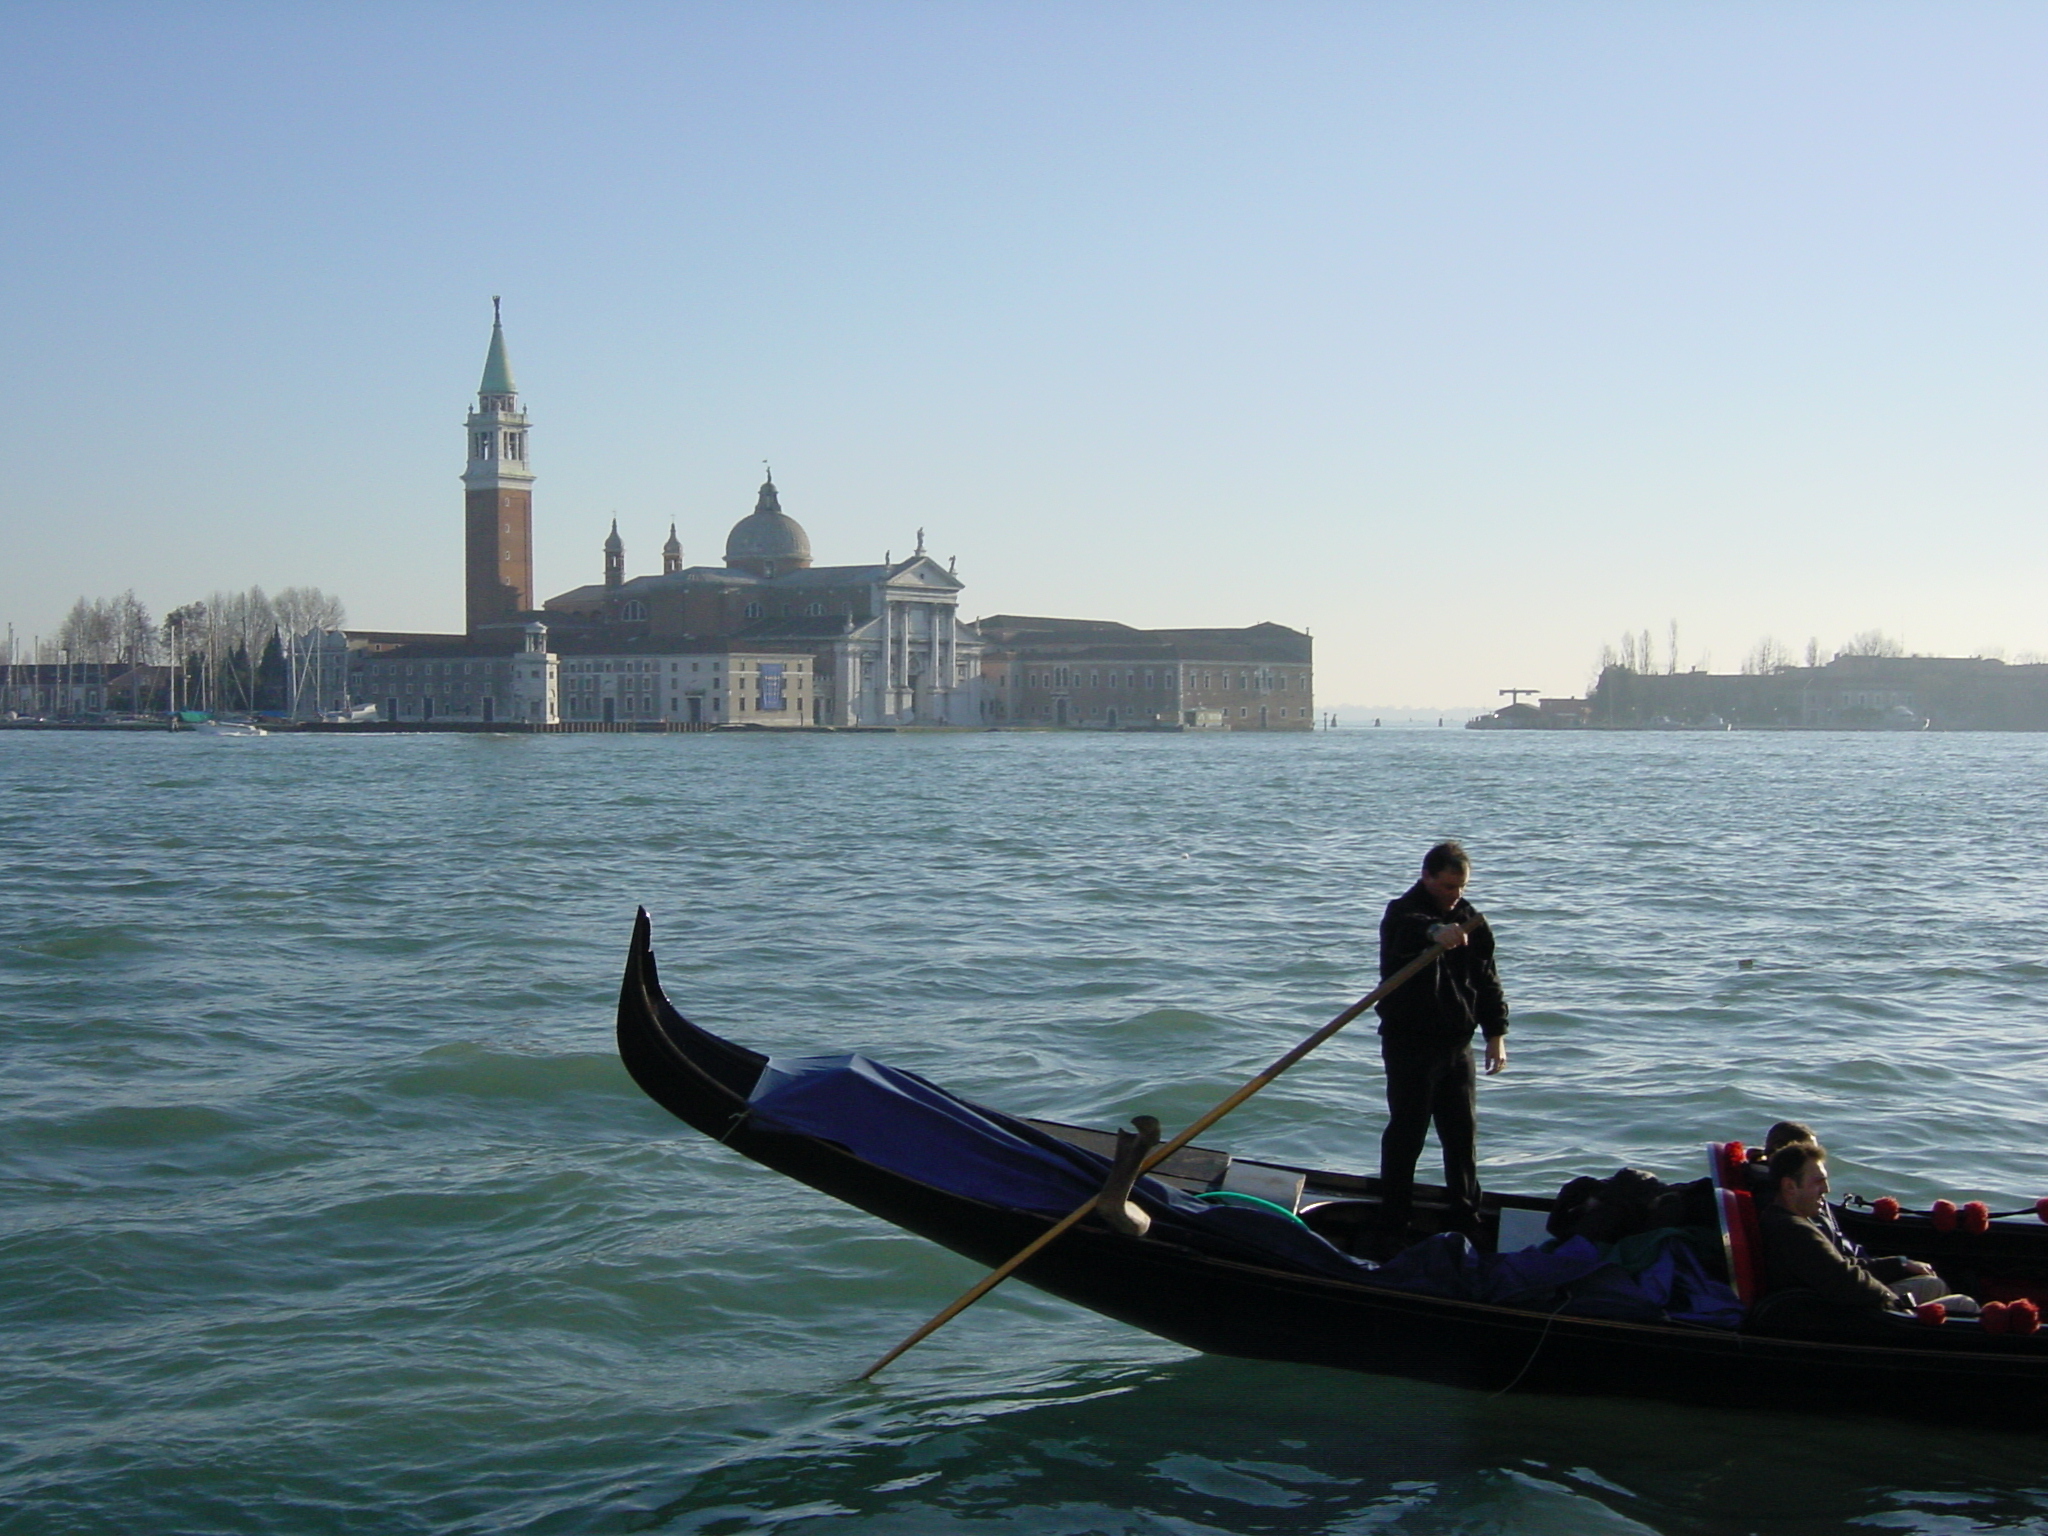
[
  {"xmin": 1590, "ymin": 654, "xmax": 2048, "ymax": 730},
  {"xmin": 351, "ymin": 622, "xmax": 818, "ymax": 727},
  {"xmin": 976, "ymin": 616, "xmax": 1314, "ymax": 729},
  {"xmin": 1, "ymin": 660, "xmax": 115, "ymax": 718}
]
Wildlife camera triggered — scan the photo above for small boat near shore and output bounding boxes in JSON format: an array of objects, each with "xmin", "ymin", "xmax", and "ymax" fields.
[{"xmin": 616, "ymin": 911, "xmax": 2048, "ymax": 1423}]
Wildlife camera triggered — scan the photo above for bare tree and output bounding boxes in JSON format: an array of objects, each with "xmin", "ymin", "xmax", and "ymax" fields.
[
  {"xmin": 56, "ymin": 596, "xmax": 116, "ymax": 666},
  {"xmin": 112, "ymin": 590, "xmax": 156, "ymax": 710},
  {"xmin": 1667, "ymin": 619, "xmax": 1679, "ymax": 675},
  {"xmin": 206, "ymin": 588, "xmax": 277, "ymax": 712},
  {"xmin": 1741, "ymin": 637, "xmax": 1794, "ymax": 675},
  {"xmin": 164, "ymin": 603, "xmax": 209, "ymax": 713},
  {"xmin": 1838, "ymin": 629, "xmax": 1905, "ymax": 658},
  {"xmin": 272, "ymin": 586, "xmax": 348, "ymax": 717}
]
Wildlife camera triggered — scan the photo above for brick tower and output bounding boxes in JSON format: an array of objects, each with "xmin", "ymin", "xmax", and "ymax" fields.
[{"xmin": 462, "ymin": 298, "xmax": 535, "ymax": 633}]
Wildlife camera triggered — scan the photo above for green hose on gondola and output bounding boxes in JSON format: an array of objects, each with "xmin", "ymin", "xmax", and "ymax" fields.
[{"xmin": 1193, "ymin": 1189, "xmax": 1308, "ymax": 1226}]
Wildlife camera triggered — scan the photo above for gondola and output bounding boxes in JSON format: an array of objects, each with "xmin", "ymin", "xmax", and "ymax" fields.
[{"xmin": 616, "ymin": 910, "xmax": 2048, "ymax": 1423}]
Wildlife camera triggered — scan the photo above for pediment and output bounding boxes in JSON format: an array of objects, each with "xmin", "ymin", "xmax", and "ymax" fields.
[{"xmin": 884, "ymin": 556, "xmax": 962, "ymax": 592}]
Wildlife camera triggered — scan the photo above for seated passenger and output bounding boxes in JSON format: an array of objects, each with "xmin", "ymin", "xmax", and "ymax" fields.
[
  {"xmin": 1758, "ymin": 1141, "xmax": 1977, "ymax": 1320},
  {"xmin": 1757, "ymin": 1124, "xmax": 1973, "ymax": 1311},
  {"xmin": 1762, "ymin": 1120, "xmax": 1815, "ymax": 1158}
]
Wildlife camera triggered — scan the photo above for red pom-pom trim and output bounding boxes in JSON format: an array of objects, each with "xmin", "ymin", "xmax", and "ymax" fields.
[
  {"xmin": 1931, "ymin": 1199, "xmax": 1958, "ymax": 1232},
  {"xmin": 1722, "ymin": 1142, "xmax": 1747, "ymax": 1177},
  {"xmin": 1916, "ymin": 1300, "xmax": 1947, "ymax": 1326},
  {"xmin": 2010, "ymin": 1298, "xmax": 2041, "ymax": 1335},
  {"xmin": 2035, "ymin": 1197, "xmax": 2048, "ymax": 1224},
  {"xmin": 1963, "ymin": 1201, "xmax": 1991, "ymax": 1235},
  {"xmin": 1981, "ymin": 1300, "xmax": 2011, "ymax": 1335},
  {"xmin": 1872, "ymin": 1196, "xmax": 1901, "ymax": 1222}
]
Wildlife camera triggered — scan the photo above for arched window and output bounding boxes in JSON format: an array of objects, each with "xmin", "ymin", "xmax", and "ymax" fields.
[{"xmin": 620, "ymin": 601, "xmax": 647, "ymax": 622}]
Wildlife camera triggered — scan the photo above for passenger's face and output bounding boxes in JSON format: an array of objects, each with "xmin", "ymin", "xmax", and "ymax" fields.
[
  {"xmin": 1419, "ymin": 865, "xmax": 1468, "ymax": 912},
  {"xmin": 1785, "ymin": 1160, "xmax": 1830, "ymax": 1220}
]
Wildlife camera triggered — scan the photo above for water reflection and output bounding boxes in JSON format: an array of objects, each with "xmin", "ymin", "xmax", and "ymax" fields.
[{"xmin": 631, "ymin": 1354, "xmax": 2048, "ymax": 1535}]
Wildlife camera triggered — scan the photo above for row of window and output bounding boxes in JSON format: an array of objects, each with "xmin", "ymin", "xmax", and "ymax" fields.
[
  {"xmin": 560, "ymin": 658, "xmax": 724, "ymax": 675},
  {"xmin": 363, "ymin": 661, "xmax": 502, "ymax": 679},
  {"xmin": 366, "ymin": 657, "xmax": 810, "ymax": 680},
  {"xmin": 392, "ymin": 681, "xmax": 493, "ymax": 697},
  {"xmin": 1008, "ymin": 703, "xmax": 1311, "ymax": 722},
  {"xmin": 1017, "ymin": 668, "xmax": 1307, "ymax": 692}
]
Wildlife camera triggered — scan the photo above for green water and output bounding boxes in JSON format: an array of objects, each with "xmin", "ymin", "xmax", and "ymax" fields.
[{"xmin": 4, "ymin": 729, "xmax": 2047, "ymax": 1534}]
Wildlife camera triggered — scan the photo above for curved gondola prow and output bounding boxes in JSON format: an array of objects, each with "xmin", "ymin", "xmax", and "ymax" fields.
[{"xmin": 617, "ymin": 908, "xmax": 771, "ymax": 1135}]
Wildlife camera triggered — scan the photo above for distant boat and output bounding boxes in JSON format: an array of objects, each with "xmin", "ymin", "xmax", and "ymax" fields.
[
  {"xmin": 1465, "ymin": 703, "xmax": 1586, "ymax": 730},
  {"xmin": 191, "ymin": 719, "xmax": 268, "ymax": 737}
]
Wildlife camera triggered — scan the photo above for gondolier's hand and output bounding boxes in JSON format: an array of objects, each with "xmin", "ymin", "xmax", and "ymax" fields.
[
  {"xmin": 1427, "ymin": 921, "xmax": 1470, "ymax": 951},
  {"xmin": 1484, "ymin": 1035, "xmax": 1507, "ymax": 1075}
]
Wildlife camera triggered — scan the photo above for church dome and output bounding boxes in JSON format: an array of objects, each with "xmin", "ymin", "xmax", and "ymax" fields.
[{"xmin": 723, "ymin": 473, "xmax": 812, "ymax": 575}]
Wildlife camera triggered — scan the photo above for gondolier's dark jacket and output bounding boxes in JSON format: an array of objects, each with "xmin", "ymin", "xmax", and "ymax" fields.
[{"xmin": 1375, "ymin": 882, "xmax": 1508, "ymax": 1048}]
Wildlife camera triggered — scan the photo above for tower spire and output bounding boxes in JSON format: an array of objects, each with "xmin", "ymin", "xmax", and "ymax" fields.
[
  {"xmin": 604, "ymin": 518, "xmax": 624, "ymax": 589},
  {"xmin": 479, "ymin": 299, "xmax": 517, "ymax": 398}
]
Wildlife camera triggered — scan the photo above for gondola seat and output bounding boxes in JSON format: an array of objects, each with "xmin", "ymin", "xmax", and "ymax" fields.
[{"xmin": 1707, "ymin": 1142, "xmax": 1765, "ymax": 1306}]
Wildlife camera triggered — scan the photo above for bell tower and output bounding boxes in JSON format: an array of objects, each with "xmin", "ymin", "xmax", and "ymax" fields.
[{"xmin": 462, "ymin": 298, "xmax": 535, "ymax": 633}]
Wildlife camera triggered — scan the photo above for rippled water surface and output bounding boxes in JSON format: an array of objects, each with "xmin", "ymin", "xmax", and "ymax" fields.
[{"xmin": 5, "ymin": 728, "xmax": 2048, "ymax": 1535}]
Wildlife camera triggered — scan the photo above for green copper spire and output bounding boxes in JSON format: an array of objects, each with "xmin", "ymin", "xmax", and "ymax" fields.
[{"xmin": 478, "ymin": 295, "xmax": 517, "ymax": 397}]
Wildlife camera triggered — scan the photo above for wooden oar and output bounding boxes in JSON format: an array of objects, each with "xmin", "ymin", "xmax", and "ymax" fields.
[{"xmin": 857, "ymin": 925, "xmax": 1469, "ymax": 1380}]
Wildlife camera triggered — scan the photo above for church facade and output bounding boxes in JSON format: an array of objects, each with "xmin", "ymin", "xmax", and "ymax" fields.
[{"xmin": 544, "ymin": 478, "xmax": 982, "ymax": 727}]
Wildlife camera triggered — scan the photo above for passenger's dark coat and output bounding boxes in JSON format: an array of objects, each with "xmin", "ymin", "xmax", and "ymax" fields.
[{"xmin": 1758, "ymin": 1201, "xmax": 1910, "ymax": 1314}]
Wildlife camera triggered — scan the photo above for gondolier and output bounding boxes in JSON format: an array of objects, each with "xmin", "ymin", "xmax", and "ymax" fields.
[{"xmin": 1375, "ymin": 841, "xmax": 1508, "ymax": 1236}]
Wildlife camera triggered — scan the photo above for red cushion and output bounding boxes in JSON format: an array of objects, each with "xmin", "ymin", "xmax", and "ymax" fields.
[{"xmin": 1717, "ymin": 1186, "xmax": 1763, "ymax": 1306}]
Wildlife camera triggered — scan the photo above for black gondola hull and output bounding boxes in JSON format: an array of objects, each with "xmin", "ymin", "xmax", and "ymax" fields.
[{"xmin": 616, "ymin": 910, "xmax": 2048, "ymax": 1422}]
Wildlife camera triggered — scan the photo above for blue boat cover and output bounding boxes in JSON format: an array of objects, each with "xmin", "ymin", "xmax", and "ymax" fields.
[{"xmin": 745, "ymin": 1052, "xmax": 1742, "ymax": 1324}]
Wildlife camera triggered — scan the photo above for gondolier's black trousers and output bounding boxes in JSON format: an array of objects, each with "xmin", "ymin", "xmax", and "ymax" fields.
[{"xmin": 1377, "ymin": 1035, "xmax": 1479, "ymax": 1230}]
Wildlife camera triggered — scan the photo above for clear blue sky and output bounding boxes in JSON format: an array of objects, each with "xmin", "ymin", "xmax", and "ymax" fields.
[{"xmin": 3, "ymin": 2, "xmax": 2043, "ymax": 708}]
